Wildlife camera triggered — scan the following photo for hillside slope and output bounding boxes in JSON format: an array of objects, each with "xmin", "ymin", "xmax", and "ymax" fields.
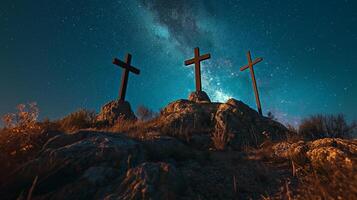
[{"xmin": 0, "ymin": 98, "xmax": 356, "ymax": 199}]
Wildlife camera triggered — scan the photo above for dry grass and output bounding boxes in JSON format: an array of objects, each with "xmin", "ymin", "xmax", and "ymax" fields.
[
  {"xmin": 1, "ymin": 104, "xmax": 356, "ymax": 199},
  {"xmin": 1, "ymin": 103, "xmax": 41, "ymax": 134},
  {"xmin": 293, "ymin": 160, "xmax": 357, "ymax": 200},
  {"xmin": 0, "ymin": 124, "xmax": 51, "ymax": 182},
  {"xmin": 211, "ymin": 126, "xmax": 234, "ymax": 151},
  {"xmin": 105, "ymin": 116, "xmax": 162, "ymax": 140},
  {"xmin": 105, "ymin": 115, "xmax": 204, "ymax": 143},
  {"xmin": 0, "ymin": 103, "xmax": 44, "ymax": 171},
  {"xmin": 259, "ymin": 138, "xmax": 357, "ymax": 200},
  {"xmin": 0, "ymin": 107, "xmax": 101, "ymax": 187},
  {"xmin": 57, "ymin": 109, "xmax": 97, "ymax": 132}
]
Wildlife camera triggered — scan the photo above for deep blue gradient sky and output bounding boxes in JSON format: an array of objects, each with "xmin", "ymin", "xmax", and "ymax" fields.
[{"xmin": 1, "ymin": 0, "xmax": 356, "ymax": 125}]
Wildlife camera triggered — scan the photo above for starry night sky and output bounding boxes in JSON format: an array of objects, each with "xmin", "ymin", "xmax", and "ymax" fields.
[{"xmin": 1, "ymin": 0, "xmax": 356, "ymax": 125}]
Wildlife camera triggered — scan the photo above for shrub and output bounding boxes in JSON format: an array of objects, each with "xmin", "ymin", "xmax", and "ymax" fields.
[
  {"xmin": 1, "ymin": 102, "xmax": 40, "ymax": 134},
  {"xmin": 136, "ymin": 105, "xmax": 157, "ymax": 121},
  {"xmin": 0, "ymin": 103, "xmax": 48, "ymax": 177},
  {"xmin": 298, "ymin": 114, "xmax": 356, "ymax": 140},
  {"xmin": 58, "ymin": 109, "xmax": 96, "ymax": 132}
]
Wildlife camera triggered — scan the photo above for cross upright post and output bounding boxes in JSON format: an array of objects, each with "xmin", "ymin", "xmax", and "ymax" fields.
[
  {"xmin": 240, "ymin": 50, "xmax": 263, "ymax": 115},
  {"xmin": 184, "ymin": 47, "xmax": 211, "ymax": 92},
  {"xmin": 112, "ymin": 53, "xmax": 140, "ymax": 102}
]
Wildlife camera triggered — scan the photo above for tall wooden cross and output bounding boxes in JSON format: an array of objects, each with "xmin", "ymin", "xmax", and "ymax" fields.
[
  {"xmin": 240, "ymin": 51, "xmax": 263, "ymax": 115},
  {"xmin": 112, "ymin": 53, "xmax": 140, "ymax": 102},
  {"xmin": 184, "ymin": 47, "xmax": 211, "ymax": 92}
]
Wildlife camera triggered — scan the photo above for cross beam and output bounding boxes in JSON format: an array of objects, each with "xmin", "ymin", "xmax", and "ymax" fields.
[
  {"xmin": 184, "ymin": 47, "xmax": 211, "ymax": 92},
  {"xmin": 112, "ymin": 53, "xmax": 140, "ymax": 102},
  {"xmin": 240, "ymin": 51, "xmax": 263, "ymax": 115}
]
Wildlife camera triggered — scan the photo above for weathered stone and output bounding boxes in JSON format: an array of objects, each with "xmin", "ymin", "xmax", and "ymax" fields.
[
  {"xmin": 306, "ymin": 138, "xmax": 357, "ymax": 171},
  {"xmin": 97, "ymin": 100, "xmax": 137, "ymax": 125},
  {"xmin": 287, "ymin": 141, "xmax": 309, "ymax": 165},
  {"xmin": 82, "ymin": 166, "xmax": 118, "ymax": 186},
  {"xmin": 214, "ymin": 98, "xmax": 287, "ymax": 149},
  {"xmin": 273, "ymin": 138, "xmax": 357, "ymax": 170},
  {"xmin": 0, "ymin": 131, "xmax": 146, "ymax": 200},
  {"xmin": 190, "ymin": 134, "xmax": 212, "ymax": 150},
  {"xmin": 0, "ymin": 131, "xmax": 199, "ymax": 200},
  {"xmin": 109, "ymin": 162, "xmax": 185, "ymax": 200},
  {"xmin": 158, "ymin": 98, "xmax": 287, "ymax": 149},
  {"xmin": 1, "ymin": 126, "xmax": 356, "ymax": 200},
  {"xmin": 188, "ymin": 91, "xmax": 211, "ymax": 103},
  {"xmin": 160, "ymin": 99, "xmax": 219, "ymax": 133},
  {"xmin": 5, "ymin": 97, "xmax": 339, "ymax": 199},
  {"xmin": 142, "ymin": 136, "xmax": 193, "ymax": 161}
]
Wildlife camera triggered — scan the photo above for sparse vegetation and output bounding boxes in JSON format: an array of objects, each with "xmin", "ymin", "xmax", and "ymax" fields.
[
  {"xmin": 136, "ymin": 105, "xmax": 157, "ymax": 121},
  {"xmin": 108, "ymin": 115, "xmax": 162, "ymax": 140},
  {"xmin": 0, "ymin": 102, "xmax": 356, "ymax": 199},
  {"xmin": 295, "ymin": 162, "xmax": 356, "ymax": 200},
  {"xmin": 298, "ymin": 114, "xmax": 356, "ymax": 140},
  {"xmin": 0, "ymin": 103, "xmax": 49, "ymax": 182},
  {"xmin": 110, "ymin": 115, "xmax": 141, "ymax": 133},
  {"xmin": 58, "ymin": 109, "xmax": 97, "ymax": 132},
  {"xmin": 1, "ymin": 102, "xmax": 40, "ymax": 134},
  {"xmin": 288, "ymin": 138, "xmax": 356, "ymax": 200},
  {"xmin": 211, "ymin": 125, "xmax": 234, "ymax": 151}
]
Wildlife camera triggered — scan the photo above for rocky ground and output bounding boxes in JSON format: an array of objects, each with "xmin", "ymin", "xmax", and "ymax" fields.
[{"xmin": 0, "ymin": 93, "xmax": 356, "ymax": 200}]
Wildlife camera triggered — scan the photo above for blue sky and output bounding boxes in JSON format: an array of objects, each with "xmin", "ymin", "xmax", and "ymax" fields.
[{"xmin": 0, "ymin": 0, "xmax": 356, "ymax": 125}]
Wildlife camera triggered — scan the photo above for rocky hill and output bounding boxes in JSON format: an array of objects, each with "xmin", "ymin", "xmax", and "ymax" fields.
[{"xmin": 0, "ymin": 94, "xmax": 356, "ymax": 200}]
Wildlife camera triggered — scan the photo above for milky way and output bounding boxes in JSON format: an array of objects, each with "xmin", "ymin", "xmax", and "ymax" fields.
[{"xmin": 0, "ymin": 0, "xmax": 356, "ymax": 125}]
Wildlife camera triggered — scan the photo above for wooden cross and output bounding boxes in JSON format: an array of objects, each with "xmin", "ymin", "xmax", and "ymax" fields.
[
  {"xmin": 184, "ymin": 47, "xmax": 211, "ymax": 92},
  {"xmin": 240, "ymin": 51, "xmax": 263, "ymax": 115},
  {"xmin": 112, "ymin": 53, "xmax": 140, "ymax": 102}
]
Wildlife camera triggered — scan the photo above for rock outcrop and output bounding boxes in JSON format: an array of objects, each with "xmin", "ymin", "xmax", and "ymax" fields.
[
  {"xmin": 97, "ymin": 100, "xmax": 136, "ymax": 125},
  {"xmin": 188, "ymin": 91, "xmax": 211, "ymax": 103},
  {"xmin": 1, "ymin": 92, "xmax": 356, "ymax": 199},
  {"xmin": 0, "ymin": 131, "xmax": 145, "ymax": 199},
  {"xmin": 159, "ymin": 98, "xmax": 287, "ymax": 148},
  {"xmin": 160, "ymin": 99, "xmax": 219, "ymax": 132},
  {"xmin": 1, "ymin": 130, "xmax": 356, "ymax": 199},
  {"xmin": 215, "ymin": 99, "xmax": 287, "ymax": 148},
  {"xmin": 111, "ymin": 162, "xmax": 185, "ymax": 200},
  {"xmin": 0, "ymin": 130, "xmax": 283, "ymax": 200},
  {"xmin": 0, "ymin": 131, "xmax": 194, "ymax": 200},
  {"xmin": 272, "ymin": 138, "xmax": 357, "ymax": 170}
]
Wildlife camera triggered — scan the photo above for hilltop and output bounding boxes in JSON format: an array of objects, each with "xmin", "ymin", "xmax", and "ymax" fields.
[{"xmin": 0, "ymin": 94, "xmax": 356, "ymax": 200}]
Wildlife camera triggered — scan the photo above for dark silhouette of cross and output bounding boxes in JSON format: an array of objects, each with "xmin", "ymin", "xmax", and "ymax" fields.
[
  {"xmin": 112, "ymin": 53, "xmax": 140, "ymax": 102},
  {"xmin": 184, "ymin": 47, "xmax": 211, "ymax": 92},
  {"xmin": 240, "ymin": 50, "xmax": 263, "ymax": 115}
]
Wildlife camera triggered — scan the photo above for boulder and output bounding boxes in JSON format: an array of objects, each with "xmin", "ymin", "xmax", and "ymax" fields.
[
  {"xmin": 214, "ymin": 99, "xmax": 287, "ymax": 148},
  {"xmin": 107, "ymin": 162, "xmax": 185, "ymax": 200},
  {"xmin": 160, "ymin": 99, "xmax": 219, "ymax": 134},
  {"xmin": 97, "ymin": 100, "xmax": 137, "ymax": 125},
  {"xmin": 0, "ymin": 131, "xmax": 146, "ymax": 200},
  {"xmin": 0, "ymin": 130, "xmax": 198, "ymax": 200},
  {"xmin": 273, "ymin": 138, "xmax": 357, "ymax": 170},
  {"xmin": 188, "ymin": 91, "xmax": 211, "ymax": 103},
  {"xmin": 306, "ymin": 138, "xmax": 356, "ymax": 171},
  {"xmin": 287, "ymin": 141, "xmax": 309, "ymax": 165},
  {"xmin": 158, "ymin": 98, "xmax": 287, "ymax": 149}
]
